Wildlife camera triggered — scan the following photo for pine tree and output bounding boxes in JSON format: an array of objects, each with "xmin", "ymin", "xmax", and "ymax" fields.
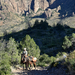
[
  {"xmin": 7, "ymin": 37, "xmax": 19, "ymax": 64},
  {"xmin": 0, "ymin": 53, "xmax": 11, "ymax": 75},
  {"xmin": 20, "ymin": 35, "xmax": 40, "ymax": 58}
]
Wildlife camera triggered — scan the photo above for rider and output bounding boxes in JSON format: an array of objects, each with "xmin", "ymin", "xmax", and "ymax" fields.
[
  {"xmin": 23, "ymin": 48, "xmax": 27, "ymax": 56},
  {"xmin": 22, "ymin": 48, "xmax": 28, "ymax": 62}
]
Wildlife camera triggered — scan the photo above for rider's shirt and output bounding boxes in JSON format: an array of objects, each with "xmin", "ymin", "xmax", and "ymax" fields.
[{"xmin": 23, "ymin": 51, "xmax": 27, "ymax": 55}]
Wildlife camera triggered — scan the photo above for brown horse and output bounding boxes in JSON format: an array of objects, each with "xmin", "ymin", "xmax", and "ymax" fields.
[{"xmin": 21, "ymin": 54, "xmax": 37, "ymax": 70}]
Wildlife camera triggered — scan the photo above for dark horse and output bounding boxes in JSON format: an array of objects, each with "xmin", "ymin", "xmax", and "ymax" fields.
[{"xmin": 21, "ymin": 54, "xmax": 37, "ymax": 70}]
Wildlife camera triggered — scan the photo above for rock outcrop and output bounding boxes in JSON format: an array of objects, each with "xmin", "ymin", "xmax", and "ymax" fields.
[
  {"xmin": 34, "ymin": 0, "xmax": 49, "ymax": 13},
  {"xmin": 0, "ymin": 0, "xmax": 49, "ymax": 14},
  {"xmin": 0, "ymin": 0, "xmax": 75, "ymax": 18},
  {"xmin": 44, "ymin": 8, "xmax": 52, "ymax": 18},
  {"xmin": 0, "ymin": 0, "xmax": 32, "ymax": 14}
]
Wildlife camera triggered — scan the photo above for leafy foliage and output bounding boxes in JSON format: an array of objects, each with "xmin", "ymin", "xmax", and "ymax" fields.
[
  {"xmin": 64, "ymin": 50, "xmax": 75, "ymax": 74},
  {"xmin": 62, "ymin": 33, "xmax": 75, "ymax": 50},
  {"xmin": 66, "ymin": 50, "xmax": 75, "ymax": 65},
  {"xmin": 20, "ymin": 35, "xmax": 40, "ymax": 58},
  {"xmin": 62, "ymin": 36, "xmax": 72, "ymax": 49},
  {"xmin": 7, "ymin": 37, "xmax": 19, "ymax": 64},
  {"xmin": 0, "ymin": 39, "xmax": 11, "ymax": 75},
  {"xmin": 0, "ymin": 53, "xmax": 11, "ymax": 75},
  {"xmin": 38, "ymin": 54, "xmax": 56, "ymax": 66},
  {"xmin": 0, "ymin": 38, "xmax": 20, "ymax": 75}
]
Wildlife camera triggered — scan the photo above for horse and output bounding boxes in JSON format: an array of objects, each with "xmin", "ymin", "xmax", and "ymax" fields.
[{"xmin": 21, "ymin": 54, "xmax": 37, "ymax": 70}]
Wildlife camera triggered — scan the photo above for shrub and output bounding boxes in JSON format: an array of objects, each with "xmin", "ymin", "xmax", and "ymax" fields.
[
  {"xmin": 66, "ymin": 50, "xmax": 75, "ymax": 65},
  {"xmin": 62, "ymin": 33, "xmax": 75, "ymax": 50},
  {"xmin": 72, "ymin": 33, "xmax": 75, "ymax": 38},
  {"xmin": 38, "ymin": 54, "xmax": 56, "ymax": 67},
  {"xmin": 62, "ymin": 36, "xmax": 72, "ymax": 50},
  {"xmin": 64, "ymin": 50, "xmax": 75, "ymax": 74}
]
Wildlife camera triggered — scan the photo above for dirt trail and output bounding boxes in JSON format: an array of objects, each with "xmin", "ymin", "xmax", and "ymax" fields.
[{"xmin": 11, "ymin": 66, "xmax": 68, "ymax": 75}]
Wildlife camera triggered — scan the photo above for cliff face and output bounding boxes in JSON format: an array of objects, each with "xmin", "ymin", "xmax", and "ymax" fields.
[
  {"xmin": 0, "ymin": 0, "xmax": 75, "ymax": 18},
  {"xmin": 0, "ymin": 0, "xmax": 32, "ymax": 14},
  {"xmin": 0, "ymin": 0, "xmax": 49, "ymax": 14}
]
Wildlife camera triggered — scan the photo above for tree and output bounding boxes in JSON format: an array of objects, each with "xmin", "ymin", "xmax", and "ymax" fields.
[
  {"xmin": 0, "ymin": 39, "xmax": 11, "ymax": 75},
  {"xmin": 34, "ymin": 19, "xmax": 39, "ymax": 27},
  {"xmin": 39, "ymin": 20, "xmax": 48, "ymax": 29},
  {"xmin": 20, "ymin": 35, "xmax": 40, "ymax": 58},
  {"xmin": 0, "ymin": 53, "xmax": 11, "ymax": 75},
  {"xmin": 7, "ymin": 37, "xmax": 19, "ymax": 64},
  {"xmin": 62, "ymin": 36, "xmax": 72, "ymax": 50},
  {"xmin": 0, "ymin": 39, "xmax": 7, "ymax": 63},
  {"xmin": 72, "ymin": 33, "xmax": 75, "ymax": 38}
]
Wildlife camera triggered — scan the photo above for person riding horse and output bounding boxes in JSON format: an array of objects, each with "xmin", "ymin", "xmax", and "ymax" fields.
[
  {"xmin": 21, "ymin": 48, "xmax": 37, "ymax": 70},
  {"xmin": 22, "ymin": 48, "xmax": 28, "ymax": 62}
]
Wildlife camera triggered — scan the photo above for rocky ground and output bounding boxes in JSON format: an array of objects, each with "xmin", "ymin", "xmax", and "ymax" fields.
[{"xmin": 11, "ymin": 66, "xmax": 68, "ymax": 75}]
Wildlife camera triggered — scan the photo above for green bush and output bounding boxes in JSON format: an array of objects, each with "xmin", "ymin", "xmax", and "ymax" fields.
[
  {"xmin": 64, "ymin": 50, "xmax": 75, "ymax": 74},
  {"xmin": 62, "ymin": 33, "xmax": 75, "ymax": 50},
  {"xmin": 62, "ymin": 36, "xmax": 72, "ymax": 50},
  {"xmin": 38, "ymin": 54, "xmax": 56, "ymax": 67},
  {"xmin": 66, "ymin": 50, "xmax": 75, "ymax": 65}
]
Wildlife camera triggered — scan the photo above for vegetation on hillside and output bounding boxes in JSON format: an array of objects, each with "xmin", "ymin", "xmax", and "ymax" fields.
[{"xmin": 0, "ymin": 20, "xmax": 75, "ymax": 74}]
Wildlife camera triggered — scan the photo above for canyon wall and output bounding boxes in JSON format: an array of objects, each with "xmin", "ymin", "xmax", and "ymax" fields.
[{"xmin": 0, "ymin": 0, "xmax": 51, "ymax": 14}]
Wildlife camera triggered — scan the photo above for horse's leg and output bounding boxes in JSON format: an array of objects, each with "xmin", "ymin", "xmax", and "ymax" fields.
[
  {"xmin": 25, "ymin": 62, "xmax": 29, "ymax": 70},
  {"xmin": 23, "ymin": 64, "xmax": 24, "ymax": 70},
  {"xmin": 27, "ymin": 62, "xmax": 29, "ymax": 70},
  {"xmin": 25, "ymin": 62, "xmax": 27, "ymax": 70},
  {"xmin": 29, "ymin": 61, "xmax": 33, "ymax": 69},
  {"xmin": 33, "ymin": 62, "xmax": 36, "ymax": 69}
]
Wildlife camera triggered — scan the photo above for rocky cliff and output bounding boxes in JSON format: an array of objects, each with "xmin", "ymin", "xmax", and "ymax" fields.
[
  {"xmin": 0, "ymin": 0, "xmax": 48, "ymax": 13},
  {"xmin": 0, "ymin": 0, "xmax": 32, "ymax": 14},
  {"xmin": 0, "ymin": 0, "xmax": 75, "ymax": 18}
]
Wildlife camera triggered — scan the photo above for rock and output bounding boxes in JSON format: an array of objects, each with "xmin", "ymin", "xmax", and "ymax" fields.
[
  {"xmin": 49, "ymin": 0, "xmax": 56, "ymax": 5},
  {"xmin": 0, "ymin": 0, "xmax": 49, "ymax": 14},
  {"xmin": 33, "ymin": 0, "xmax": 49, "ymax": 13},
  {"xmin": 56, "ymin": 5, "xmax": 61, "ymax": 12},
  {"xmin": 44, "ymin": 8, "xmax": 52, "ymax": 18}
]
